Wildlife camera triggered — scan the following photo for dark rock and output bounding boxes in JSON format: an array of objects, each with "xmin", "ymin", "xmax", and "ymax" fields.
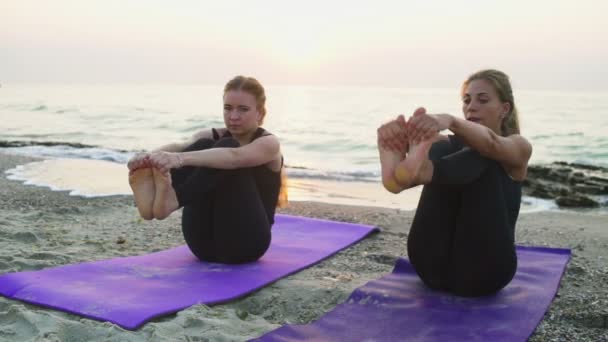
[
  {"xmin": 525, "ymin": 162, "xmax": 608, "ymax": 208},
  {"xmin": 556, "ymin": 195, "xmax": 600, "ymax": 208},
  {"xmin": 530, "ymin": 187, "xmax": 554, "ymax": 199},
  {"xmin": 589, "ymin": 175, "xmax": 608, "ymax": 183},
  {"xmin": 573, "ymin": 184, "xmax": 605, "ymax": 195},
  {"xmin": 564, "ymin": 161, "xmax": 605, "ymax": 171}
]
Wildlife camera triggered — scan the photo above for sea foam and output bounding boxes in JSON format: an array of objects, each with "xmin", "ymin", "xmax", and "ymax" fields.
[{"xmin": 5, "ymin": 159, "xmax": 131, "ymax": 198}]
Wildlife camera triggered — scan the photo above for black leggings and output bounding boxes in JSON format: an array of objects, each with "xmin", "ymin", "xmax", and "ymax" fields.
[
  {"xmin": 170, "ymin": 138, "xmax": 271, "ymax": 264},
  {"xmin": 407, "ymin": 139, "xmax": 518, "ymax": 297}
]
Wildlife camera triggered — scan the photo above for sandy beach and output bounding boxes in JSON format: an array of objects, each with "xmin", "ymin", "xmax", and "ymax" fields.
[{"xmin": 0, "ymin": 152, "xmax": 606, "ymax": 341}]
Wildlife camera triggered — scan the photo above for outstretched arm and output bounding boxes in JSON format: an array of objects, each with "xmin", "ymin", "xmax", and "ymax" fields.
[
  {"xmin": 149, "ymin": 135, "xmax": 281, "ymax": 173},
  {"xmin": 447, "ymin": 117, "xmax": 531, "ymax": 169},
  {"xmin": 407, "ymin": 112, "xmax": 532, "ymax": 180},
  {"xmin": 127, "ymin": 129, "xmax": 220, "ymax": 171}
]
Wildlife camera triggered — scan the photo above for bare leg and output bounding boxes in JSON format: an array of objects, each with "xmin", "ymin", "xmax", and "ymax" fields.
[
  {"xmin": 394, "ymin": 137, "xmax": 438, "ymax": 189},
  {"xmin": 128, "ymin": 168, "xmax": 155, "ymax": 220},
  {"xmin": 152, "ymin": 168, "xmax": 180, "ymax": 220}
]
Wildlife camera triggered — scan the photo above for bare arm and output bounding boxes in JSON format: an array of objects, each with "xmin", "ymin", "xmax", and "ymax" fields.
[
  {"xmin": 408, "ymin": 112, "xmax": 532, "ymax": 180},
  {"xmin": 182, "ymin": 135, "xmax": 280, "ymax": 169},
  {"xmin": 446, "ymin": 115, "xmax": 532, "ymax": 171},
  {"xmin": 128, "ymin": 128, "xmax": 225, "ymax": 171},
  {"xmin": 149, "ymin": 134, "xmax": 281, "ymax": 173}
]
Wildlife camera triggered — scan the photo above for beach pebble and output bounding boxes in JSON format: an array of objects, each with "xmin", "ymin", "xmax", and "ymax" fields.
[
  {"xmin": 12, "ymin": 231, "xmax": 38, "ymax": 243},
  {"xmin": 236, "ymin": 309, "xmax": 249, "ymax": 320}
]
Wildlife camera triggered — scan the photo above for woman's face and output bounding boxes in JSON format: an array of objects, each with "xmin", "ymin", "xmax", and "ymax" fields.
[
  {"xmin": 461, "ymin": 79, "xmax": 510, "ymax": 134},
  {"xmin": 223, "ymin": 90, "xmax": 261, "ymax": 135}
]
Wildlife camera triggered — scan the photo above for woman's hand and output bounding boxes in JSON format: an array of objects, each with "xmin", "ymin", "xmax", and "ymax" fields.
[
  {"xmin": 127, "ymin": 153, "xmax": 151, "ymax": 171},
  {"xmin": 406, "ymin": 108, "xmax": 453, "ymax": 144},
  {"xmin": 148, "ymin": 151, "xmax": 182, "ymax": 174},
  {"xmin": 377, "ymin": 114, "xmax": 409, "ymax": 153}
]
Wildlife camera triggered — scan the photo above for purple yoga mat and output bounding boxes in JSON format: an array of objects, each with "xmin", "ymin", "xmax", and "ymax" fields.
[
  {"xmin": 255, "ymin": 246, "xmax": 570, "ymax": 342},
  {"xmin": 0, "ymin": 214, "xmax": 377, "ymax": 330}
]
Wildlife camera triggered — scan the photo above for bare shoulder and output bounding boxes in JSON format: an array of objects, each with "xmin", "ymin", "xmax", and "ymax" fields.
[
  {"xmin": 250, "ymin": 133, "xmax": 281, "ymax": 150},
  {"xmin": 507, "ymin": 134, "xmax": 531, "ymax": 147},
  {"xmin": 506, "ymin": 134, "xmax": 532, "ymax": 159},
  {"xmin": 249, "ymin": 133, "xmax": 282, "ymax": 172}
]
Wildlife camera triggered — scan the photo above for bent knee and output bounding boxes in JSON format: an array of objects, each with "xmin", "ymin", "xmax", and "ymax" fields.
[{"xmin": 186, "ymin": 138, "xmax": 216, "ymax": 152}]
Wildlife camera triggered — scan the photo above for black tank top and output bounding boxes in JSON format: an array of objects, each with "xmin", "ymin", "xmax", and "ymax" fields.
[{"xmin": 212, "ymin": 127, "xmax": 282, "ymax": 225}]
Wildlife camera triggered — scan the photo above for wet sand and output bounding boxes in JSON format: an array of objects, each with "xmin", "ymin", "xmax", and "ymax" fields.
[{"xmin": 0, "ymin": 153, "xmax": 606, "ymax": 341}]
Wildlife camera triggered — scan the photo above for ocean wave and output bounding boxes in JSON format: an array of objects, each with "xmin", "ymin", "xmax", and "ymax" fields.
[
  {"xmin": 31, "ymin": 105, "xmax": 47, "ymax": 111},
  {"xmin": 531, "ymin": 132, "xmax": 585, "ymax": 140},
  {"xmin": 1, "ymin": 140, "xmax": 605, "ymax": 183},
  {"xmin": 286, "ymin": 168, "xmax": 380, "ymax": 183},
  {"xmin": 55, "ymin": 108, "xmax": 80, "ymax": 114},
  {"xmin": 0, "ymin": 143, "xmax": 132, "ymax": 164},
  {"xmin": 284, "ymin": 164, "xmax": 312, "ymax": 170},
  {"xmin": 0, "ymin": 142, "xmax": 380, "ymax": 183},
  {"xmin": 3, "ymin": 103, "xmax": 81, "ymax": 114},
  {"xmin": 0, "ymin": 140, "xmax": 97, "ymax": 148},
  {"xmin": 520, "ymin": 196, "xmax": 559, "ymax": 213}
]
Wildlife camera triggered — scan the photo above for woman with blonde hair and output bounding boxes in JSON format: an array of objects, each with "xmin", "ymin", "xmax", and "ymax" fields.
[
  {"xmin": 128, "ymin": 76, "xmax": 286, "ymax": 264},
  {"xmin": 377, "ymin": 69, "xmax": 532, "ymax": 296}
]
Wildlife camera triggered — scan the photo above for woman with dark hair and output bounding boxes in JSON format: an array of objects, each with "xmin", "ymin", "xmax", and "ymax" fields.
[
  {"xmin": 128, "ymin": 76, "xmax": 286, "ymax": 264},
  {"xmin": 378, "ymin": 69, "xmax": 532, "ymax": 297}
]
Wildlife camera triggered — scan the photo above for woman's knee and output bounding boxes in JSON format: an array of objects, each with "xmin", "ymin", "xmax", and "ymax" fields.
[{"xmin": 429, "ymin": 140, "xmax": 456, "ymax": 160}]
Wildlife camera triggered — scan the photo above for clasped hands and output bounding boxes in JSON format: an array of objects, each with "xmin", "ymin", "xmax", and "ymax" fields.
[
  {"xmin": 127, "ymin": 151, "xmax": 182, "ymax": 174},
  {"xmin": 377, "ymin": 107, "xmax": 451, "ymax": 153}
]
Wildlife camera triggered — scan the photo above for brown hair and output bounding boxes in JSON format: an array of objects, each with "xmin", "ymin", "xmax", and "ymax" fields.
[
  {"xmin": 462, "ymin": 69, "xmax": 520, "ymax": 136},
  {"xmin": 224, "ymin": 75, "xmax": 267, "ymax": 125},
  {"xmin": 224, "ymin": 75, "xmax": 288, "ymax": 207}
]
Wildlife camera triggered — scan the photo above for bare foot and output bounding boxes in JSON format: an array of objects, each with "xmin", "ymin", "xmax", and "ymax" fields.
[
  {"xmin": 394, "ymin": 139, "xmax": 436, "ymax": 189},
  {"xmin": 378, "ymin": 147, "xmax": 406, "ymax": 194},
  {"xmin": 152, "ymin": 168, "xmax": 179, "ymax": 220},
  {"xmin": 129, "ymin": 168, "xmax": 155, "ymax": 220}
]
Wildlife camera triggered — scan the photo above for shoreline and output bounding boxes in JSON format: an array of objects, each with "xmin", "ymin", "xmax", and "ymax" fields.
[
  {"xmin": 0, "ymin": 153, "xmax": 607, "ymax": 340},
  {"xmin": 3, "ymin": 151, "xmax": 604, "ymax": 215}
]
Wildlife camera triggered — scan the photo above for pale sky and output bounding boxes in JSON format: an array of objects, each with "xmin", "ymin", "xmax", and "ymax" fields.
[{"xmin": 2, "ymin": 0, "xmax": 607, "ymax": 89}]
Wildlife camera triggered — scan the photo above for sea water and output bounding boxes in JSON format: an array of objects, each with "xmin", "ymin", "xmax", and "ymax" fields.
[{"xmin": 1, "ymin": 84, "xmax": 606, "ymax": 210}]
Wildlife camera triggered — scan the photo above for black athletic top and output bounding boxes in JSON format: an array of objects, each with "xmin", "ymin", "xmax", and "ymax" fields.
[{"xmin": 212, "ymin": 127, "xmax": 282, "ymax": 224}]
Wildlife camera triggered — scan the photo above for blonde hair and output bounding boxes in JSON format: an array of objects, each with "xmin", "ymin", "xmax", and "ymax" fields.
[
  {"xmin": 462, "ymin": 69, "xmax": 520, "ymax": 136},
  {"xmin": 224, "ymin": 75, "xmax": 267, "ymax": 125},
  {"xmin": 224, "ymin": 75, "xmax": 288, "ymax": 207}
]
